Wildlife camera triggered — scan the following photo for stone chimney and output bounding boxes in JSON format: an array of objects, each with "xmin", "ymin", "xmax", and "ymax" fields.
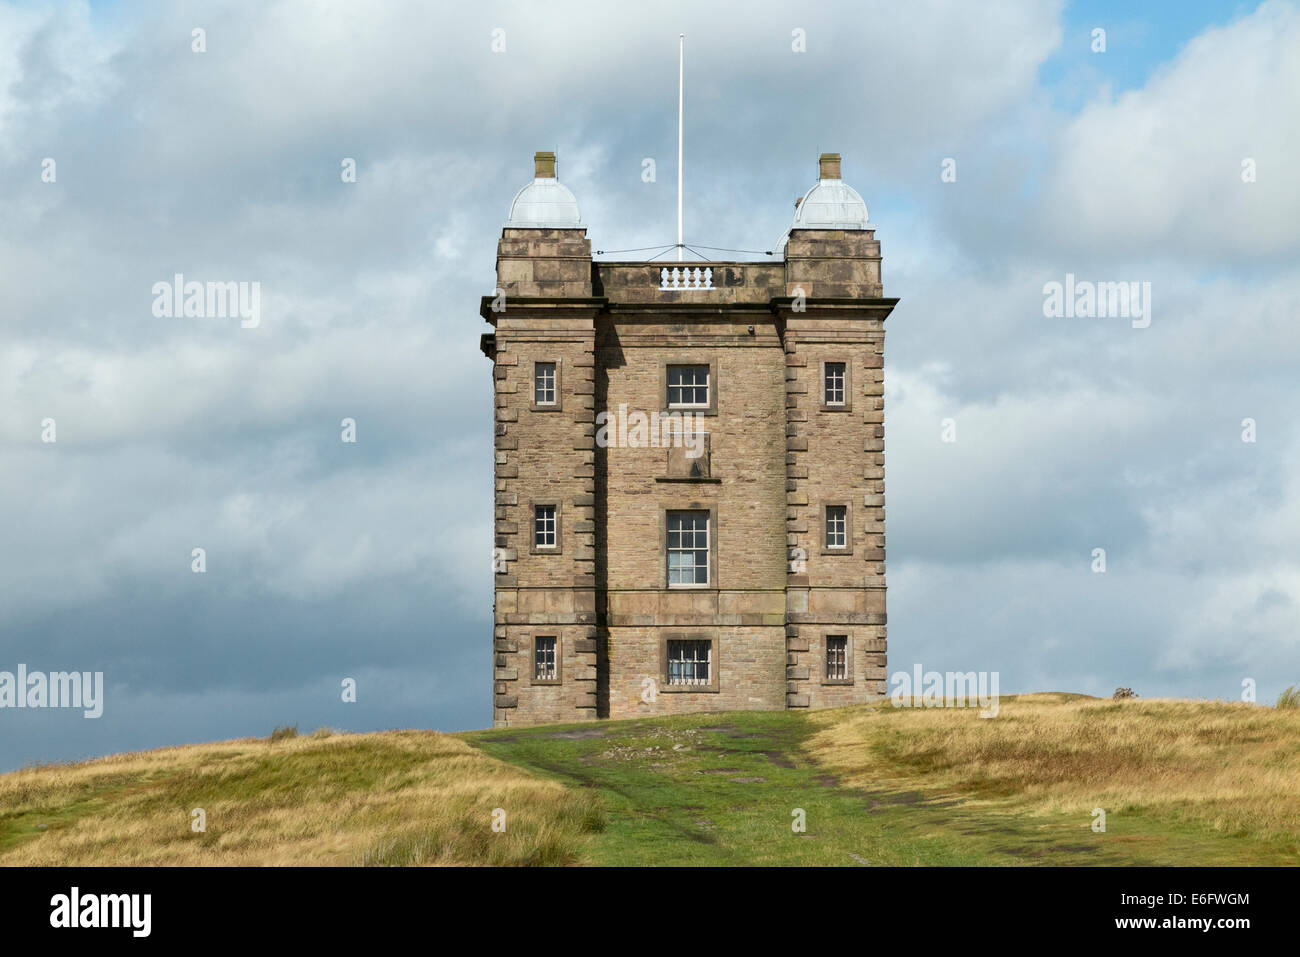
[
  {"xmin": 818, "ymin": 152, "xmax": 841, "ymax": 180},
  {"xmin": 534, "ymin": 150, "xmax": 556, "ymax": 179}
]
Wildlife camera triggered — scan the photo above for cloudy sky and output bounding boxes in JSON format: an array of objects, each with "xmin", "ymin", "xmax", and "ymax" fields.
[{"xmin": 1, "ymin": 0, "xmax": 1296, "ymax": 771}]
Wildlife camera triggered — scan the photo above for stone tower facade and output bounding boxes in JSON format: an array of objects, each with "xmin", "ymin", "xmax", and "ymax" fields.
[{"xmin": 481, "ymin": 151, "xmax": 897, "ymax": 727}]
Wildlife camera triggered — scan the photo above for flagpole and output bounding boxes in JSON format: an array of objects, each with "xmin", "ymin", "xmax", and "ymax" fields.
[{"xmin": 677, "ymin": 33, "xmax": 684, "ymax": 262}]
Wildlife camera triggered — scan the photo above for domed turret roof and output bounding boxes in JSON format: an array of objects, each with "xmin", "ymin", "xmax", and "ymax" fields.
[
  {"xmin": 790, "ymin": 152, "xmax": 869, "ymax": 229},
  {"xmin": 506, "ymin": 151, "xmax": 582, "ymax": 228},
  {"xmin": 792, "ymin": 178, "xmax": 869, "ymax": 229}
]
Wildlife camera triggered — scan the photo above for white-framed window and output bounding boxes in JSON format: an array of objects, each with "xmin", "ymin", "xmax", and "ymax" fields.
[
  {"xmin": 534, "ymin": 505, "xmax": 557, "ymax": 548},
  {"xmin": 667, "ymin": 510, "xmax": 709, "ymax": 585},
  {"xmin": 534, "ymin": 636, "xmax": 558, "ymax": 681},
  {"xmin": 667, "ymin": 365, "xmax": 710, "ymax": 408},
  {"xmin": 667, "ymin": 639, "xmax": 711, "ymax": 686},
  {"xmin": 824, "ymin": 362, "xmax": 846, "ymax": 406},
  {"xmin": 826, "ymin": 635, "xmax": 848, "ymax": 681},
  {"xmin": 534, "ymin": 362, "xmax": 557, "ymax": 405},
  {"xmin": 825, "ymin": 505, "xmax": 847, "ymax": 549}
]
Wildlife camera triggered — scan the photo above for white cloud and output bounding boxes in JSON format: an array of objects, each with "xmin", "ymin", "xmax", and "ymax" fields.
[{"xmin": 1039, "ymin": 0, "xmax": 1300, "ymax": 261}]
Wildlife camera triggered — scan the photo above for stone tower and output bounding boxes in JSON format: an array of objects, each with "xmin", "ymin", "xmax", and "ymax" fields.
[{"xmin": 481, "ymin": 151, "xmax": 897, "ymax": 726}]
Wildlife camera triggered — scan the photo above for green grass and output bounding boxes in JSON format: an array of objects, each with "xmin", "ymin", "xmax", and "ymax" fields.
[
  {"xmin": 463, "ymin": 702, "xmax": 1299, "ymax": 866},
  {"xmin": 5, "ymin": 695, "xmax": 1296, "ymax": 865}
]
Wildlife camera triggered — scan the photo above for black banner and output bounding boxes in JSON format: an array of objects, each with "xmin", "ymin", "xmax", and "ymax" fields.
[{"xmin": 0, "ymin": 865, "xmax": 1280, "ymax": 943}]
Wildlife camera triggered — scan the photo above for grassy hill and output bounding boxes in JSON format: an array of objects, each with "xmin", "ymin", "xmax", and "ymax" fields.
[{"xmin": 2, "ymin": 693, "xmax": 1297, "ymax": 865}]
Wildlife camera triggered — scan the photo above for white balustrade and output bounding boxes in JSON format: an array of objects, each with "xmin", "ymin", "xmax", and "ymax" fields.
[{"xmin": 659, "ymin": 266, "xmax": 713, "ymax": 291}]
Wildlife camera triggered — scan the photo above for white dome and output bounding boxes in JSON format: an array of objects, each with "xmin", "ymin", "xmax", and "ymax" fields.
[
  {"xmin": 506, "ymin": 177, "xmax": 582, "ymax": 228},
  {"xmin": 791, "ymin": 178, "xmax": 868, "ymax": 229}
]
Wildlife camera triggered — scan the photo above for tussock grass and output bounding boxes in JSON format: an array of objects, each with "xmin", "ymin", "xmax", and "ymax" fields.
[
  {"xmin": 0, "ymin": 730, "xmax": 602, "ymax": 866},
  {"xmin": 1277, "ymin": 685, "xmax": 1300, "ymax": 709},
  {"xmin": 808, "ymin": 693, "xmax": 1300, "ymax": 845},
  {"xmin": 5, "ymin": 695, "xmax": 1295, "ymax": 866}
]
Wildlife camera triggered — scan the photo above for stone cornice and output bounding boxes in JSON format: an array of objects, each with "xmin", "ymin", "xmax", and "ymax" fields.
[
  {"xmin": 769, "ymin": 296, "xmax": 899, "ymax": 320},
  {"xmin": 479, "ymin": 295, "xmax": 608, "ymax": 323}
]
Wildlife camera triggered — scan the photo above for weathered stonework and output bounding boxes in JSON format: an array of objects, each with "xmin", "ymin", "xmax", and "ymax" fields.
[{"xmin": 481, "ymin": 153, "xmax": 897, "ymax": 726}]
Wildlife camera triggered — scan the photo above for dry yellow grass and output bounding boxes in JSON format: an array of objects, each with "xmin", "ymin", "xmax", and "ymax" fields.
[
  {"xmin": 8, "ymin": 695, "xmax": 1296, "ymax": 866},
  {"xmin": 0, "ymin": 729, "xmax": 602, "ymax": 866},
  {"xmin": 808, "ymin": 693, "xmax": 1300, "ymax": 847}
]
